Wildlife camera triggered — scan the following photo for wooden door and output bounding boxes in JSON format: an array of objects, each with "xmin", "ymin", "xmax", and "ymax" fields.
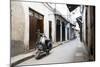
[
  {"xmin": 29, "ymin": 9, "xmax": 44, "ymax": 49},
  {"xmin": 67, "ymin": 28, "xmax": 69, "ymax": 40},
  {"xmin": 56, "ymin": 20, "xmax": 60, "ymax": 42},
  {"xmin": 29, "ymin": 15, "xmax": 37, "ymax": 49},
  {"xmin": 62, "ymin": 22, "xmax": 65, "ymax": 41},
  {"xmin": 37, "ymin": 19, "xmax": 44, "ymax": 33},
  {"xmin": 49, "ymin": 21, "xmax": 52, "ymax": 41}
]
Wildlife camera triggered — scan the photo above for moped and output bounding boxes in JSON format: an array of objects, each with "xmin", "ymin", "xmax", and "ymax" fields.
[{"xmin": 35, "ymin": 33, "xmax": 52, "ymax": 59}]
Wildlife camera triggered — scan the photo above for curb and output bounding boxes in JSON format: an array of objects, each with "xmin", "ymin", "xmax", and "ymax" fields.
[
  {"xmin": 11, "ymin": 55, "xmax": 35, "ymax": 67},
  {"xmin": 11, "ymin": 42, "xmax": 64, "ymax": 67}
]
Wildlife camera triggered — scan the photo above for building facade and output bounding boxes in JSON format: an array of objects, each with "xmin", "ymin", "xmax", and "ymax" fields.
[{"xmin": 11, "ymin": 1, "xmax": 76, "ymax": 57}]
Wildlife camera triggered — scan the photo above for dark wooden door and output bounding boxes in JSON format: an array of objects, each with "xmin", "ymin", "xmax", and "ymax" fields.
[
  {"xmin": 29, "ymin": 8, "xmax": 44, "ymax": 50},
  {"xmin": 56, "ymin": 20, "xmax": 60, "ymax": 42},
  {"xmin": 37, "ymin": 19, "xmax": 44, "ymax": 33},
  {"xmin": 67, "ymin": 28, "xmax": 69, "ymax": 40},
  {"xmin": 49, "ymin": 21, "xmax": 52, "ymax": 41},
  {"xmin": 62, "ymin": 22, "xmax": 65, "ymax": 41},
  {"xmin": 29, "ymin": 15, "xmax": 37, "ymax": 49}
]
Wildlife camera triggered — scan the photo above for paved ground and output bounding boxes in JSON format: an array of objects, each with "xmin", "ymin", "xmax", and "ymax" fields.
[{"xmin": 17, "ymin": 37, "xmax": 89, "ymax": 66}]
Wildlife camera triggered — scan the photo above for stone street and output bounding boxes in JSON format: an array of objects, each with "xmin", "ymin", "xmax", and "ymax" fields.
[{"xmin": 17, "ymin": 37, "xmax": 89, "ymax": 66}]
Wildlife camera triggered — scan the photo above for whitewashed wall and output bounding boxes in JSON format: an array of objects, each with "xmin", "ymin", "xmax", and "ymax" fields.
[
  {"xmin": 22, "ymin": 2, "xmax": 56, "ymax": 49},
  {"xmin": 11, "ymin": 2, "xmax": 26, "ymax": 56},
  {"xmin": 11, "ymin": 1, "xmax": 56, "ymax": 52},
  {"xmin": 11, "ymin": 2, "xmax": 25, "ymax": 41}
]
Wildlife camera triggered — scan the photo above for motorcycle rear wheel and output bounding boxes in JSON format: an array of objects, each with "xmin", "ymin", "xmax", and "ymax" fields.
[{"xmin": 35, "ymin": 50, "xmax": 41, "ymax": 59}]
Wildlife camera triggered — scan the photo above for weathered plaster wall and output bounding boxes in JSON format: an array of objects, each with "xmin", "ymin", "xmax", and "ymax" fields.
[{"xmin": 11, "ymin": 2, "xmax": 25, "ymax": 56}]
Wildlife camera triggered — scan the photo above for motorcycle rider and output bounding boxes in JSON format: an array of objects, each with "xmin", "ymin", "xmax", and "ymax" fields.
[
  {"xmin": 39, "ymin": 33, "xmax": 48, "ymax": 51},
  {"xmin": 35, "ymin": 32, "xmax": 52, "ymax": 59}
]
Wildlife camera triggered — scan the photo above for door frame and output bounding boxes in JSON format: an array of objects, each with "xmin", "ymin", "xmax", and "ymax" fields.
[{"xmin": 29, "ymin": 8, "xmax": 44, "ymax": 50}]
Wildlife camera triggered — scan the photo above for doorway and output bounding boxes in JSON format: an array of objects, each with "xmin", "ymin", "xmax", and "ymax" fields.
[
  {"xmin": 56, "ymin": 19, "xmax": 60, "ymax": 42},
  {"xmin": 49, "ymin": 21, "xmax": 52, "ymax": 41},
  {"xmin": 67, "ymin": 28, "xmax": 70, "ymax": 40},
  {"xmin": 29, "ymin": 8, "xmax": 44, "ymax": 49},
  {"xmin": 62, "ymin": 22, "xmax": 65, "ymax": 41}
]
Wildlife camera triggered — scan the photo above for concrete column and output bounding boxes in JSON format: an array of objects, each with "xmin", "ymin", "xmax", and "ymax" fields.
[
  {"xmin": 87, "ymin": 6, "xmax": 91, "ymax": 48},
  {"xmin": 23, "ymin": 3, "xmax": 30, "ymax": 51},
  {"xmin": 82, "ymin": 6, "xmax": 86, "ymax": 43}
]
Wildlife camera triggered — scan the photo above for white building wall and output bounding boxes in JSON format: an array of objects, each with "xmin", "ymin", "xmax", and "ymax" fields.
[
  {"xmin": 23, "ymin": 2, "xmax": 56, "ymax": 49},
  {"xmin": 11, "ymin": 1, "xmax": 75, "ymax": 56},
  {"xmin": 11, "ymin": 2, "xmax": 25, "ymax": 41},
  {"xmin": 48, "ymin": 14, "xmax": 56, "ymax": 42},
  {"xmin": 11, "ymin": 1, "xmax": 26, "ymax": 56},
  {"xmin": 11, "ymin": 1, "xmax": 56, "ymax": 51}
]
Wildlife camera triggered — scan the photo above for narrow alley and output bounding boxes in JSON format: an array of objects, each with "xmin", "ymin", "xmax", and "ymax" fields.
[
  {"xmin": 11, "ymin": 1, "xmax": 95, "ymax": 66},
  {"xmin": 17, "ymin": 37, "xmax": 89, "ymax": 66}
]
